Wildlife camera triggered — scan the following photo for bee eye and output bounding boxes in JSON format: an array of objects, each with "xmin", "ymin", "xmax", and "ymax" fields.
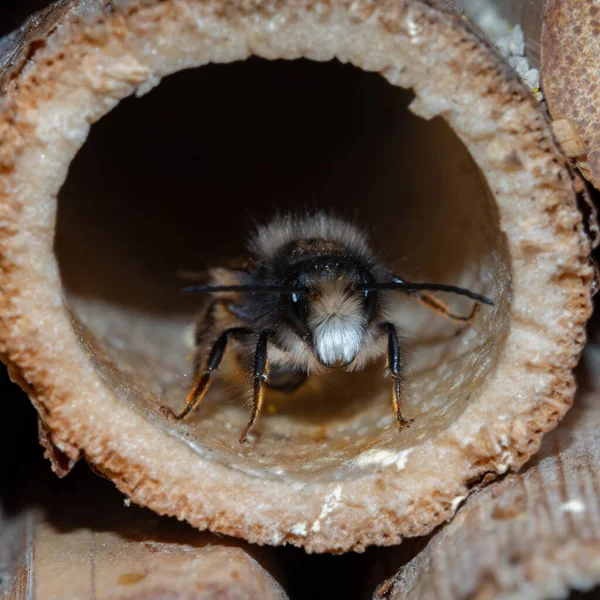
[{"xmin": 284, "ymin": 293, "xmax": 308, "ymax": 338}]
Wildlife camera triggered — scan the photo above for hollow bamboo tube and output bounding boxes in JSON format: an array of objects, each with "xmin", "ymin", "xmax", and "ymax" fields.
[{"xmin": 0, "ymin": 0, "xmax": 594, "ymax": 553}]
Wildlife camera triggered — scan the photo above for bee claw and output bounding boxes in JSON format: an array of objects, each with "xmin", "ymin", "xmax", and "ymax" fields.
[
  {"xmin": 396, "ymin": 418, "xmax": 414, "ymax": 431},
  {"xmin": 159, "ymin": 405, "xmax": 177, "ymax": 420},
  {"xmin": 239, "ymin": 430, "xmax": 252, "ymax": 444}
]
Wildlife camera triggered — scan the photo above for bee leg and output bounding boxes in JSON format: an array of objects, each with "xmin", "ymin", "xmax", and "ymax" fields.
[
  {"xmin": 194, "ymin": 299, "xmax": 219, "ymax": 348},
  {"xmin": 239, "ymin": 330, "xmax": 271, "ymax": 444},
  {"xmin": 175, "ymin": 327, "xmax": 253, "ymax": 420},
  {"xmin": 381, "ymin": 323, "xmax": 414, "ymax": 431},
  {"xmin": 411, "ymin": 290, "xmax": 480, "ymax": 324}
]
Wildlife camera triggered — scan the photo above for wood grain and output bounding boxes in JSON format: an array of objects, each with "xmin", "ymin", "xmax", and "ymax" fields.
[
  {"xmin": 372, "ymin": 346, "xmax": 600, "ymax": 600},
  {"xmin": 0, "ymin": 470, "xmax": 288, "ymax": 600},
  {"xmin": 0, "ymin": 511, "xmax": 32, "ymax": 600}
]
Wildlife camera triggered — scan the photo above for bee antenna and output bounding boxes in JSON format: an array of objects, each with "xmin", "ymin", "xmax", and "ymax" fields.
[
  {"xmin": 358, "ymin": 279, "xmax": 494, "ymax": 305},
  {"xmin": 181, "ymin": 284, "xmax": 308, "ymax": 295}
]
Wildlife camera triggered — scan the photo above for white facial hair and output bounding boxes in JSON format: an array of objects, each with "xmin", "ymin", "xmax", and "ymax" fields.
[{"xmin": 308, "ymin": 280, "xmax": 366, "ymax": 367}]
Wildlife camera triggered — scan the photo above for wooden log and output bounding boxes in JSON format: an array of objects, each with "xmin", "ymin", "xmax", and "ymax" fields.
[
  {"xmin": 0, "ymin": 511, "xmax": 31, "ymax": 600},
  {"xmin": 0, "ymin": 467, "xmax": 288, "ymax": 600},
  {"xmin": 372, "ymin": 345, "xmax": 600, "ymax": 600},
  {"xmin": 0, "ymin": 0, "xmax": 594, "ymax": 553},
  {"xmin": 520, "ymin": 0, "xmax": 600, "ymax": 190}
]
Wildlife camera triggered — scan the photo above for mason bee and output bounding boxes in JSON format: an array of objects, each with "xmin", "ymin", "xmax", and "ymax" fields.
[{"xmin": 166, "ymin": 212, "xmax": 492, "ymax": 443}]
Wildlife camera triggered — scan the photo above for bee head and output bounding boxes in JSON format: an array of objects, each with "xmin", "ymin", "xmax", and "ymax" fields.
[{"xmin": 283, "ymin": 275, "xmax": 378, "ymax": 368}]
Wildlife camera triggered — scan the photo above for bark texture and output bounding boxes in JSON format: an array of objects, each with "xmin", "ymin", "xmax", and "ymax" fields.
[{"xmin": 373, "ymin": 347, "xmax": 600, "ymax": 600}]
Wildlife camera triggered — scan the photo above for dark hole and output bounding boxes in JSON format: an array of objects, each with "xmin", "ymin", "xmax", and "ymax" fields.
[{"xmin": 55, "ymin": 57, "xmax": 418, "ymax": 314}]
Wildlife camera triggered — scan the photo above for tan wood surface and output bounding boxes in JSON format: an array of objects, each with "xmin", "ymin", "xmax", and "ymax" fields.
[
  {"xmin": 373, "ymin": 346, "xmax": 600, "ymax": 600},
  {"xmin": 6, "ymin": 348, "xmax": 600, "ymax": 600},
  {"xmin": 0, "ymin": 469, "xmax": 288, "ymax": 600}
]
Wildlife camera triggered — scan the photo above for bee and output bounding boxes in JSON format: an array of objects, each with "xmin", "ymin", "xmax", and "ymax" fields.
[{"xmin": 165, "ymin": 213, "xmax": 493, "ymax": 443}]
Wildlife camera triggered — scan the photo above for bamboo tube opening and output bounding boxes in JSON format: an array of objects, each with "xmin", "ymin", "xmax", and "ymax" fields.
[
  {"xmin": 55, "ymin": 57, "xmax": 509, "ymax": 477},
  {"xmin": 0, "ymin": 0, "xmax": 591, "ymax": 552}
]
